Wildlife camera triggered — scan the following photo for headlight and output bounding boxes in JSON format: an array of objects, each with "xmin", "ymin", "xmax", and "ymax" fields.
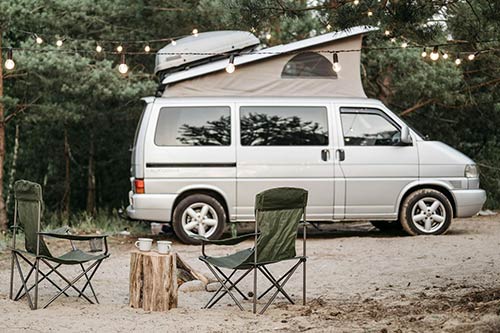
[{"xmin": 465, "ymin": 164, "xmax": 479, "ymax": 178}]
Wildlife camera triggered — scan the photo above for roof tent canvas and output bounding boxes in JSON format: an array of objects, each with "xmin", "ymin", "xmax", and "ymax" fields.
[{"xmin": 159, "ymin": 26, "xmax": 376, "ymax": 98}]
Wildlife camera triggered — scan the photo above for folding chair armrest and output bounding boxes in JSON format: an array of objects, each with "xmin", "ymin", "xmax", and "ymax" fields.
[
  {"xmin": 193, "ymin": 233, "xmax": 258, "ymax": 246},
  {"xmin": 38, "ymin": 232, "xmax": 109, "ymax": 241}
]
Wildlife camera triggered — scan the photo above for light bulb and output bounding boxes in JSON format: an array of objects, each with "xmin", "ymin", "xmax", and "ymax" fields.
[
  {"xmin": 367, "ymin": 10, "xmax": 373, "ymax": 17},
  {"xmin": 354, "ymin": 0, "xmax": 359, "ymax": 5},
  {"xmin": 326, "ymin": 24, "xmax": 332, "ymax": 31},
  {"xmin": 390, "ymin": 38, "xmax": 396, "ymax": 43},
  {"xmin": 468, "ymin": 53, "xmax": 475, "ymax": 61},
  {"xmin": 118, "ymin": 63, "xmax": 128, "ymax": 74},
  {"xmin": 266, "ymin": 33, "xmax": 272, "ymax": 40},
  {"xmin": 56, "ymin": 39, "xmax": 63, "ymax": 47},
  {"xmin": 144, "ymin": 45, "xmax": 151, "ymax": 53},
  {"xmin": 192, "ymin": 28, "xmax": 199, "ymax": 36},
  {"xmin": 96, "ymin": 45, "xmax": 103, "ymax": 53},
  {"xmin": 421, "ymin": 49, "xmax": 427, "ymax": 58},
  {"xmin": 225, "ymin": 63, "xmax": 235, "ymax": 74},
  {"xmin": 4, "ymin": 59, "xmax": 15, "ymax": 70},
  {"xmin": 401, "ymin": 42, "xmax": 408, "ymax": 48},
  {"xmin": 455, "ymin": 58, "xmax": 461, "ymax": 65},
  {"xmin": 116, "ymin": 45, "xmax": 123, "ymax": 53},
  {"xmin": 36, "ymin": 36, "xmax": 43, "ymax": 44},
  {"xmin": 384, "ymin": 30, "xmax": 390, "ymax": 36},
  {"xmin": 429, "ymin": 46, "xmax": 439, "ymax": 61},
  {"xmin": 332, "ymin": 53, "xmax": 341, "ymax": 73},
  {"xmin": 171, "ymin": 39, "xmax": 177, "ymax": 46},
  {"xmin": 442, "ymin": 52, "xmax": 449, "ymax": 60}
]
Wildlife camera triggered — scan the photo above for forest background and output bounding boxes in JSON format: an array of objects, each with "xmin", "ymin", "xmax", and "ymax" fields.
[{"xmin": 0, "ymin": 0, "xmax": 498, "ymax": 231}]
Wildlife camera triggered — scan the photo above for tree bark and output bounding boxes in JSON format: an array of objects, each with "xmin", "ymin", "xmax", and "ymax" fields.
[
  {"xmin": 129, "ymin": 251, "xmax": 178, "ymax": 311},
  {"xmin": 5, "ymin": 124, "xmax": 19, "ymax": 210},
  {"xmin": 86, "ymin": 131, "xmax": 96, "ymax": 216},
  {"xmin": 62, "ymin": 125, "xmax": 71, "ymax": 218},
  {"xmin": 0, "ymin": 32, "xmax": 9, "ymax": 231}
]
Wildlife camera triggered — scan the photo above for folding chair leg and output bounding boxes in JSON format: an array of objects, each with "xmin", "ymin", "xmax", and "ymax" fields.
[
  {"xmin": 204, "ymin": 269, "xmax": 237, "ymax": 309},
  {"xmin": 13, "ymin": 254, "xmax": 34, "ymax": 310},
  {"xmin": 258, "ymin": 266, "xmax": 294, "ymax": 304},
  {"xmin": 34, "ymin": 258, "xmax": 40, "ymax": 309},
  {"xmin": 79, "ymin": 262, "xmax": 101, "ymax": 304},
  {"xmin": 9, "ymin": 252, "xmax": 16, "ymax": 300},
  {"xmin": 206, "ymin": 268, "xmax": 253, "ymax": 309},
  {"xmin": 302, "ymin": 258, "xmax": 306, "ymax": 305},
  {"xmin": 253, "ymin": 265, "xmax": 257, "ymax": 314},
  {"xmin": 203, "ymin": 262, "xmax": 244, "ymax": 311},
  {"xmin": 213, "ymin": 267, "xmax": 249, "ymax": 300},
  {"xmin": 260, "ymin": 261, "xmax": 301, "ymax": 314},
  {"xmin": 258, "ymin": 262, "xmax": 299, "ymax": 300}
]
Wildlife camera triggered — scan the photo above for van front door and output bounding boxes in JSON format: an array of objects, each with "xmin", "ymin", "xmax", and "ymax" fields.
[
  {"xmin": 336, "ymin": 106, "xmax": 419, "ymax": 219},
  {"xmin": 236, "ymin": 104, "xmax": 334, "ymax": 221}
]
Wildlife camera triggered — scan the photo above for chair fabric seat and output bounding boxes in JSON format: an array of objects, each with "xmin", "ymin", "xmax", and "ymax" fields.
[
  {"xmin": 13, "ymin": 248, "xmax": 108, "ymax": 265},
  {"xmin": 202, "ymin": 248, "xmax": 253, "ymax": 269}
]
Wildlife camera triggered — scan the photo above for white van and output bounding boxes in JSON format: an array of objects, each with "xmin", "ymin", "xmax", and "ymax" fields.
[{"xmin": 127, "ymin": 96, "xmax": 486, "ymax": 244}]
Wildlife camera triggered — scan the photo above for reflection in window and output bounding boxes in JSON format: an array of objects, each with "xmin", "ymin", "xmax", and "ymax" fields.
[
  {"xmin": 155, "ymin": 106, "xmax": 231, "ymax": 146},
  {"xmin": 281, "ymin": 52, "xmax": 337, "ymax": 79},
  {"xmin": 240, "ymin": 106, "xmax": 328, "ymax": 146},
  {"xmin": 340, "ymin": 110, "xmax": 401, "ymax": 146}
]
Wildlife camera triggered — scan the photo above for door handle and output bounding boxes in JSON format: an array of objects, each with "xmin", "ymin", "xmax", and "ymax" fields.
[
  {"xmin": 321, "ymin": 149, "xmax": 330, "ymax": 161},
  {"xmin": 336, "ymin": 149, "xmax": 345, "ymax": 161}
]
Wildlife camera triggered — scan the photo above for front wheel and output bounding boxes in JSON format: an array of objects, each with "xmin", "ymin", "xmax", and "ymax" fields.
[
  {"xmin": 172, "ymin": 194, "xmax": 226, "ymax": 244},
  {"xmin": 400, "ymin": 189, "xmax": 453, "ymax": 236}
]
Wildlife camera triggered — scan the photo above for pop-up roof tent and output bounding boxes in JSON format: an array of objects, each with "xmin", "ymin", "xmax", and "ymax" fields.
[{"xmin": 155, "ymin": 26, "xmax": 376, "ymax": 98}]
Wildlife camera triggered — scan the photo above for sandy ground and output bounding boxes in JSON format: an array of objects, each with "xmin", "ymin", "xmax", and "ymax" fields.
[{"xmin": 1, "ymin": 216, "xmax": 499, "ymax": 333}]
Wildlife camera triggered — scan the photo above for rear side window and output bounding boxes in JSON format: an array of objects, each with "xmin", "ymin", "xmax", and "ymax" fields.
[
  {"xmin": 340, "ymin": 108, "xmax": 401, "ymax": 146},
  {"xmin": 155, "ymin": 106, "xmax": 231, "ymax": 146},
  {"xmin": 240, "ymin": 106, "xmax": 329, "ymax": 146}
]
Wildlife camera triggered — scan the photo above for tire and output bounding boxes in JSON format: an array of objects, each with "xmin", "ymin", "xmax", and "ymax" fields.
[
  {"xmin": 370, "ymin": 220, "xmax": 403, "ymax": 232},
  {"xmin": 172, "ymin": 194, "xmax": 226, "ymax": 244},
  {"xmin": 400, "ymin": 189, "xmax": 453, "ymax": 236}
]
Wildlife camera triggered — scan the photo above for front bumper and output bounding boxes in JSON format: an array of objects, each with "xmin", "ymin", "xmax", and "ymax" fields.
[
  {"xmin": 126, "ymin": 191, "xmax": 176, "ymax": 222},
  {"xmin": 452, "ymin": 189, "xmax": 486, "ymax": 218}
]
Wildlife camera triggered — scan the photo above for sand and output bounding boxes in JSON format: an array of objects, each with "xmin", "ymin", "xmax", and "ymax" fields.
[{"xmin": 1, "ymin": 215, "xmax": 499, "ymax": 332}]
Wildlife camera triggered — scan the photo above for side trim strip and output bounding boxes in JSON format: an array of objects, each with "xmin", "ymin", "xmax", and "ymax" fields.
[{"xmin": 146, "ymin": 162, "xmax": 236, "ymax": 168}]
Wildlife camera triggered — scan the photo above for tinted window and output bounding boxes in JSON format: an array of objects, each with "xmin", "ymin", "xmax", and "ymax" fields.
[
  {"xmin": 240, "ymin": 106, "xmax": 328, "ymax": 146},
  {"xmin": 340, "ymin": 109, "xmax": 401, "ymax": 146},
  {"xmin": 281, "ymin": 52, "xmax": 337, "ymax": 79},
  {"xmin": 155, "ymin": 106, "xmax": 231, "ymax": 146}
]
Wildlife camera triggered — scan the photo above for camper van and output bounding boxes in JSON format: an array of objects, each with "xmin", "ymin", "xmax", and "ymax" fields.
[{"xmin": 126, "ymin": 28, "xmax": 486, "ymax": 244}]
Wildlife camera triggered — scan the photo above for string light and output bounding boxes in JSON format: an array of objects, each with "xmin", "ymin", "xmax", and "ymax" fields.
[
  {"xmin": 116, "ymin": 45, "xmax": 123, "ymax": 53},
  {"xmin": 442, "ymin": 52, "xmax": 449, "ymax": 60},
  {"xmin": 326, "ymin": 24, "xmax": 332, "ymax": 31},
  {"xmin": 4, "ymin": 48, "xmax": 15, "ymax": 70},
  {"xmin": 118, "ymin": 54, "xmax": 128, "ymax": 74},
  {"xmin": 35, "ymin": 35, "xmax": 43, "ymax": 44},
  {"xmin": 384, "ymin": 30, "xmax": 391, "ymax": 36},
  {"xmin": 171, "ymin": 39, "xmax": 177, "ymax": 46},
  {"xmin": 353, "ymin": 0, "xmax": 359, "ymax": 5},
  {"xmin": 225, "ymin": 54, "xmax": 235, "ymax": 73},
  {"xmin": 401, "ymin": 42, "xmax": 408, "ymax": 48},
  {"xmin": 421, "ymin": 48, "xmax": 427, "ymax": 58},
  {"xmin": 367, "ymin": 10, "xmax": 373, "ymax": 17},
  {"xmin": 56, "ymin": 39, "xmax": 63, "ymax": 47},
  {"xmin": 265, "ymin": 32, "xmax": 272, "ymax": 40},
  {"xmin": 430, "ymin": 46, "xmax": 439, "ymax": 61},
  {"xmin": 144, "ymin": 45, "xmax": 151, "ymax": 53},
  {"xmin": 332, "ymin": 52, "xmax": 342, "ymax": 73},
  {"xmin": 192, "ymin": 28, "xmax": 199, "ymax": 37},
  {"xmin": 96, "ymin": 45, "xmax": 103, "ymax": 53},
  {"xmin": 390, "ymin": 37, "xmax": 396, "ymax": 43},
  {"xmin": 455, "ymin": 54, "xmax": 462, "ymax": 65},
  {"xmin": 468, "ymin": 52, "xmax": 476, "ymax": 61}
]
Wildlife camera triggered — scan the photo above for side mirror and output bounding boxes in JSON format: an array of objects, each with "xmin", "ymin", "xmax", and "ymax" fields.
[{"xmin": 401, "ymin": 126, "xmax": 412, "ymax": 144}]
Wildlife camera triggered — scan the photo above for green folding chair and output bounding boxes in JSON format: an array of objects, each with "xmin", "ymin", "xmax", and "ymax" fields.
[
  {"xmin": 197, "ymin": 187, "xmax": 308, "ymax": 314},
  {"xmin": 9, "ymin": 180, "xmax": 110, "ymax": 310}
]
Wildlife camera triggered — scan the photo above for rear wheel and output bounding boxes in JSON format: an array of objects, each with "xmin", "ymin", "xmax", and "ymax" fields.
[
  {"xmin": 400, "ymin": 189, "xmax": 452, "ymax": 236},
  {"xmin": 172, "ymin": 194, "xmax": 226, "ymax": 244}
]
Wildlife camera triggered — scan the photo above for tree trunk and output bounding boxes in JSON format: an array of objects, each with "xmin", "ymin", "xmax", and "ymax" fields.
[
  {"xmin": 62, "ymin": 125, "xmax": 71, "ymax": 218},
  {"xmin": 86, "ymin": 131, "xmax": 96, "ymax": 216},
  {"xmin": 0, "ymin": 32, "xmax": 9, "ymax": 231},
  {"xmin": 5, "ymin": 124, "xmax": 19, "ymax": 210},
  {"xmin": 129, "ymin": 251, "xmax": 178, "ymax": 311}
]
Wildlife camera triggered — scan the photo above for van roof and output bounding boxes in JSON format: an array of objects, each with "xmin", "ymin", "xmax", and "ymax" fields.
[{"xmin": 142, "ymin": 96, "xmax": 384, "ymax": 105}]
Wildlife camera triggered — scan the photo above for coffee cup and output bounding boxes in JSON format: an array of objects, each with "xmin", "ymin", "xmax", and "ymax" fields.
[
  {"xmin": 157, "ymin": 240, "xmax": 172, "ymax": 254},
  {"xmin": 134, "ymin": 238, "xmax": 153, "ymax": 252}
]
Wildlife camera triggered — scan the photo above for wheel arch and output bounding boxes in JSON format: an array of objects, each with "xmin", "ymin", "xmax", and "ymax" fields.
[
  {"xmin": 171, "ymin": 185, "xmax": 231, "ymax": 224},
  {"xmin": 397, "ymin": 181, "xmax": 457, "ymax": 218}
]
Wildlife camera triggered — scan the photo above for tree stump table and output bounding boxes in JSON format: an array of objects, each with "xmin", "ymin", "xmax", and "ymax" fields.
[{"xmin": 129, "ymin": 251, "xmax": 178, "ymax": 311}]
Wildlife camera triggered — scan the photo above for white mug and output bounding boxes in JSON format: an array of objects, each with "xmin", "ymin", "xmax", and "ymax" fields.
[
  {"xmin": 157, "ymin": 240, "xmax": 172, "ymax": 254},
  {"xmin": 135, "ymin": 238, "xmax": 153, "ymax": 252}
]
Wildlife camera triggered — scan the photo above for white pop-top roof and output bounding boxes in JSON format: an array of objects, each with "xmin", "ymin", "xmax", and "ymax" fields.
[{"xmin": 161, "ymin": 26, "xmax": 377, "ymax": 85}]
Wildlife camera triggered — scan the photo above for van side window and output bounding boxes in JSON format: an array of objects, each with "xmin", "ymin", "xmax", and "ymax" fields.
[
  {"xmin": 155, "ymin": 106, "xmax": 231, "ymax": 146},
  {"xmin": 240, "ymin": 106, "xmax": 328, "ymax": 146},
  {"xmin": 340, "ymin": 109, "xmax": 401, "ymax": 146},
  {"xmin": 281, "ymin": 52, "xmax": 337, "ymax": 79}
]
